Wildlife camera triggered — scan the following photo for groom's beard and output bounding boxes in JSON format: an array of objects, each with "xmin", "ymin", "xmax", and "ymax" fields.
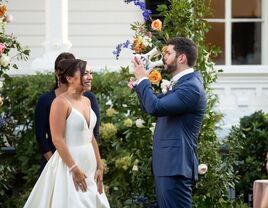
[{"xmin": 165, "ymin": 59, "xmax": 177, "ymax": 74}]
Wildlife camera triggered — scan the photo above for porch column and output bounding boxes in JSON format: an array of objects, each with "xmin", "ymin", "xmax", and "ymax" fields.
[{"xmin": 32, "ymin": 0, "xmax": 72, "ymax": 71}]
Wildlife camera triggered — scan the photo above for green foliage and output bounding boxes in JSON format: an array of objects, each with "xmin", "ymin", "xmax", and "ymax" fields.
[
  {"xmin": 0, "ymin": 73, "xmax": 55, "ymax": 207},
  {"xmin": 223, "ymin": 111, "xmax": 268, "ymax": 202},
  {"xmin": 93, "ymin": 69, "xmax": 156, "ymax": 206}
]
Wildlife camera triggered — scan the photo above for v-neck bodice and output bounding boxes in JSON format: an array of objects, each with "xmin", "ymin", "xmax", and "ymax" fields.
[{"xmin": 65, "ymin": 107, "xmax": 97, "ymax": 147}]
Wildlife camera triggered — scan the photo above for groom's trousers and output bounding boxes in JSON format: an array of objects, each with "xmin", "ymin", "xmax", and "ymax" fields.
[{"xmin": 154, "ymin": 175, "xmax": 193, "ymax": 208}]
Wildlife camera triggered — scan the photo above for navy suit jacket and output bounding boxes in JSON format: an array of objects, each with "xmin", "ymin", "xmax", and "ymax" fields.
[{"xmin": 134, "ymin": 71, "xmax": 206, "ymax": 180}]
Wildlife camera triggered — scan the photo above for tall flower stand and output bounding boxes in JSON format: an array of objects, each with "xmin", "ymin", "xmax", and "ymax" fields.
[{"xmin": 253, "ymin": 180, "xmax": 268, "ymax": 208}]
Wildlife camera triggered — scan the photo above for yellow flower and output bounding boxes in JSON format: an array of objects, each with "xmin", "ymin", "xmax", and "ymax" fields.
[
  {"xmin": 106, "ymin": 107, "xmax": 117, "ymax": 117},
  {"xmin": 151, "ymin": 19, "xmax": 162, "ymax": 31},
  {"xmin": 102, "ymin": 159, "xmax": 109, "ymax": 174},
  {"xmin": 123, "ymin": 118, "xmax": 133, "ymax": 127},
  {"xmin": 100, "ymin": 123, "xmax": 117, "ymax": 140},
  {"xmin": 0, "ymin": 97, "xmax": 3, "ymax": 107},
  {"xmin": 162, "ymin": 46, "xmax": 168, "ymax": 55},
  {"xmin": 133, "ymin": 37, "xmax": 144, "ymax": 53},
  {"xmin": 115, "ymin": 155, "xmax": 132, "ymax": 170},
  {"xmin": 148, "ymin": 69, "xmax": 162, "ymax": 85},
  {"xmin": 0, "ymin": 5, "xmax": 7, "ymax": 18}
]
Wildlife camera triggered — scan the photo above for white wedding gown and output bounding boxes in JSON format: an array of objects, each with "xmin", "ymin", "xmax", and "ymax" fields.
[{"xmin": 24, "ymin": 101, "xmax": 110, "ymax": 208}]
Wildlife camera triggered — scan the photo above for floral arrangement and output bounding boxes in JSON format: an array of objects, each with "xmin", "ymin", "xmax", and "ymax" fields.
[
  {"xmin": 0, "ymin": 0, "xmax": 30, "ymax": 78},
  {"xmin": 113, "ymin": 0, "xmax": 171, "ymax": 94},
  {"xmin": 0, "ymin": 0, "xmax": 30, "ymax": 146}
]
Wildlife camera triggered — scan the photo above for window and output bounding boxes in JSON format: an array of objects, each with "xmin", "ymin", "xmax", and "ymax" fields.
[
  {"xmin": 146, "ymin": 0, "xmax": 268, "ymax": 66},
  {"xmin": 205, "ymin": 0, "xmax": 263, "ymax": 65}
]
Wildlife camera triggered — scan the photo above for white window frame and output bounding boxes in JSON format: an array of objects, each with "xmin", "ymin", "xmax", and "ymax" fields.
[{"xmin": 206, "ymin": 0, "xmax": 268, "ymax": 73}]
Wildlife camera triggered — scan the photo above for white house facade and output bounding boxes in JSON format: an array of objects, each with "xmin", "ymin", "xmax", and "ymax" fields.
[{"xmin": 7, "ymin": 0, "xmax": 268, "ymax": 138}]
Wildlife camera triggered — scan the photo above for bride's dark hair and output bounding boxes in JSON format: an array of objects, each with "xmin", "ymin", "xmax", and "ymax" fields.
[
  {"xmin": 57, "ymin": 59, "xmax": 87, "ymax": 86},
  {"xmin": 54, "ymin": 52, "xmax": 75, "ymax": 89}
]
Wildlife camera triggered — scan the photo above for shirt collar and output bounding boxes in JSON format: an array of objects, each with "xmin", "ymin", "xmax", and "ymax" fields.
[{"xmin": 170, "ymin": 68, "xmax": 194, "ymax": 83}]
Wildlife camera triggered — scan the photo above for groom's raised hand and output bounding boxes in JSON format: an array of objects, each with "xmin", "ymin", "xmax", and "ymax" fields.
[
  {"xmin": 132, "ymin": 56, "xmax": 150, "ymax": 80},
  {"xmin": 128, "ymin": 77, "xmax": 135, "ymax": 91}
]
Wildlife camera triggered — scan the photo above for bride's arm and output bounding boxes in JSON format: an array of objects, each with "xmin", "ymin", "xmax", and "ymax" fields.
[
  {"xmin": 50, "ymin": 97, "xmax": 76, "ymax": 168},
  {"xmin": 92, "ymin": 137, "xmax": 104, "ymax": 193},
  {"xmin": 50, "ymin": 97, "xmax": 87, "ymax": 192}
]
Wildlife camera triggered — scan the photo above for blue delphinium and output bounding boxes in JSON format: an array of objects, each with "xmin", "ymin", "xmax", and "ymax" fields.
[
  {"xmin": 124, "ymin": 0, "xmax": 152, "ymax": 21},
  {"xmin": 142, "ymin": 9, "xmax": 152, "ymax": 21},
  {"xmin": 0, "ymin": 116, "xmax": 6, "ymax": 128},
  {"xmin": 113, "ymin": 0, "xmax": 152, "ymax": 58},
  {"xmin": 113, "ymin": 40, "xmax": 131, "ymax": 59}
]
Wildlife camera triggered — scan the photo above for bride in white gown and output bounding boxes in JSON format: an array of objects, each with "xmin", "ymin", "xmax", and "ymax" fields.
[{"xmin": 24, "ymin": 59, "xmax": 110, "ymax": 208}]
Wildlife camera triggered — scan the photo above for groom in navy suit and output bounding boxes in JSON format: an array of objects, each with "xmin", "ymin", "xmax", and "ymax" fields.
[{"xmin": 129, "ymin": 37, "xmax": 207, "ymax": 207}]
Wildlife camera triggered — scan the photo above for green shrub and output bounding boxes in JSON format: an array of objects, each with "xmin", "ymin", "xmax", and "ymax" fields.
[
  {"xmin": 0, "ymin": 69, "xmax": 248, "ymax": 208},
  {"xmin": 0, "ymin": 73, "xmax": 55, "ymax": 207},
  {"xmin": 223, "ymin": 111, "xmax": 268, "ymax": 203}
]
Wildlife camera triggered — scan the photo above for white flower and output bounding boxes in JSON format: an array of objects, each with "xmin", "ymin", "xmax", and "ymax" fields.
[
  {"xmin": 106, "ymin": 99, "xmax": 113, "ymax": 106},
  {"xmin": 142, "ymin": 36, "xmax": 152, "ymax": 47},
  {"xmin": 162, "ymin": 88, "xmax": 167, "ymax": 94},
  {"xmin": 4, "ymin": 15, "xmax": 13, "ymax": 23},
  {"xmin": 135, "ymin": 118, "xmax": 145, "ymax": 128},
  {"xmin": 149, "ymin": 122, "xmax": 156, "ymax": 133},
  {"xmin": 0, "ymin": 54, "xmax": 10, "ymax": 67},
  {"xmin": 132, "ymin": 165, "xmax": 139, "ymax": 171},
  {"xmin": 198, "ymin": 164, "xmax": 208, "ymax": 175},
  {"xmin": 160, "ymin": 79, "xmax": 171, "ymax": 94}
]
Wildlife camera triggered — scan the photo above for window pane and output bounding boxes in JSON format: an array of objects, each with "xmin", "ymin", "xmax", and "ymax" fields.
[
  {"xmin": 205, "ymin": 23, "xmax": 225, "ymax": 65},
  {"xmin": 205, "ymin": 0, "xmax": 225, "ymax": 18},
  {"xmin": 232, "ymin": 0, "xmax": 261, "ymax": 18},
  {"xmin": 232, "ymin": 22, "xmax": 261, "ymax": 65}
]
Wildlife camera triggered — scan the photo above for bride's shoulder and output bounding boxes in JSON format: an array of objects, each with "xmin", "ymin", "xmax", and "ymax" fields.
[
  {"xmin": 82, "ymin": 95, "xmax": 91, "ymax": 106},
  {"xmin": 51, "ymin": 95, "xmax": 69, "ymax": 108}
]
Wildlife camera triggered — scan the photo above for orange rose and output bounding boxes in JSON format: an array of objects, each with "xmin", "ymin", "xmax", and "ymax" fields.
[
  {"xmin": 162, "ymin": 46, "xmax": 168, "ymax": 55},
  {"xmin": 0, "ymin": 5, "xmax": 7, "ymax": 18},
  {"xmin": 151, "ymin": 19, "xmax": 162, "ymax": 31},
  {"xmin": 149, "ymin": 69, "xmax": 162, "ymax": 85},
  {"xmin": 133, "ymin": 37, "xmax": 144, "ymax": 53}
]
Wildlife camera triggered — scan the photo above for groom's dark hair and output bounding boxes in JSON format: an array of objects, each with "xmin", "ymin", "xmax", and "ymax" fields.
[{"xmin": 167, "ymin": 37, "xmax": 198, "ymax": 67}]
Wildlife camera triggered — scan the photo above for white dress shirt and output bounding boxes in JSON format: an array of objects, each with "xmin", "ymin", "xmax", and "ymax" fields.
[{"xmin": 169, "ymin": 68, "xmax": 194, "ymax": 89}]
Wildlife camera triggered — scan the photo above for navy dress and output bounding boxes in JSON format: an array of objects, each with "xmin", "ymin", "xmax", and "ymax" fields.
[{"xmin": 35, "ymin": 90, "xmax": 101, "ymax": 172}]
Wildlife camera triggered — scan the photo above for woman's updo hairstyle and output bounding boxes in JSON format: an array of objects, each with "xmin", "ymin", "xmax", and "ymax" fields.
[
  {"xmin": 54, "ymin": 52, "xmax": 75, "ymax": 89},
  {"xmin": 57, "ymin": 59, "xmax": 87, "ymax": 85}
]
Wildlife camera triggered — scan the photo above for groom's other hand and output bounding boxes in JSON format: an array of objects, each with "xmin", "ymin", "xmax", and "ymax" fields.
[
  {"xmin": 132, "ymin": 56, "xmax": 150, "ymax": 80},
  {"xmin": 128, "ymin": 77, "xmax": 135, "ymax": 91}
]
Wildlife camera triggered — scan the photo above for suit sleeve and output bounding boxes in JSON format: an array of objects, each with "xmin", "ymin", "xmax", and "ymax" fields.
[
  {"xmin": 135, "ymin": 79, "xmax": 200, "ymax": 117},
  {"xmin": 134, "ymin": 90, "xmax": 146, "ymax": 112},
  {"xmin": 84, "ymin": 92, "xmax": 100, "ymax": 140},
  {"xmin": 35, "ymin": 95, "xmax": 51, "ymax": 154},
  {"xmin": 135, "ymin": 88, "xmax": 165, "ymax": 112}
]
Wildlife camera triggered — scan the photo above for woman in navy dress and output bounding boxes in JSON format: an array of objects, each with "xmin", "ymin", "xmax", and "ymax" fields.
[{"xmin": 35, "ymin": 52, "xmax": 100, "ymax": 173}]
